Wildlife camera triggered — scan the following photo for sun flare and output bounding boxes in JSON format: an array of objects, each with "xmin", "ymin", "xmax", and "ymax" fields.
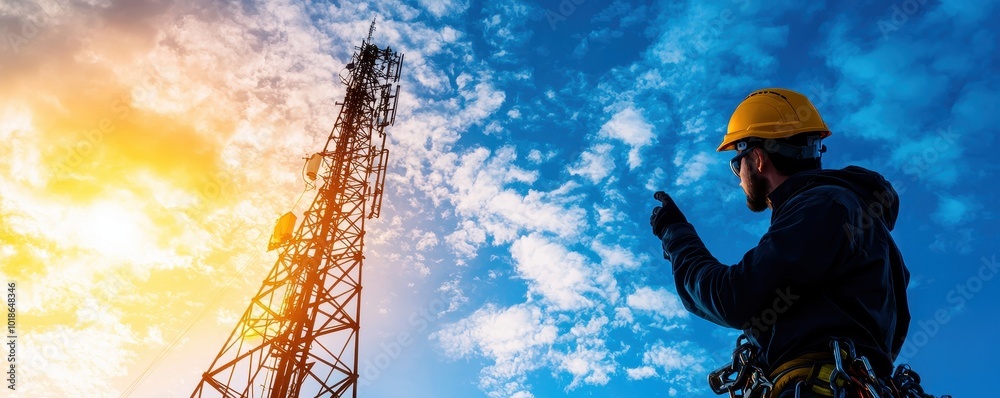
[{"xmin": 55, "ymin": 200, "xmax": 153, "ymax": 263}]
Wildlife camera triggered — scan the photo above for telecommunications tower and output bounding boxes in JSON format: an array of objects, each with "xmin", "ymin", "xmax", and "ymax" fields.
[{"xmin": 192, "ymin": 20, "xmax": 403, "ymax": 398}]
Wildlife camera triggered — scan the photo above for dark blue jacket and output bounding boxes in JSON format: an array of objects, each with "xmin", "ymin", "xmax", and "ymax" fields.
[{"xmin": 660, "ymin": 166, "xmax": 910, "ymax": 376}]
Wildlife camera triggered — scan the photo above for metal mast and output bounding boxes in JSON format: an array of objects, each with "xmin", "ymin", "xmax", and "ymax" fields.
[{"xmin": 192, "ymin": 20, "xmax": 403, "ymax": 398}]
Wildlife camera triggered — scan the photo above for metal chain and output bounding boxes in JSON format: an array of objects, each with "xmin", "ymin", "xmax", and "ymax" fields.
[
  {"xmin": 892, "ymin": 364, "xmax": 949, "ymax": 398},
  {"xmin": 829, "ymin": 338, "xmax": 884, "ymax": 398},
  {"xmin": 825, "ymin": 338, "xmax": 951, "ymax": 398},
  {"xmin": 708, "ymin": 335, "xmax": 950, "ymax": 398},
  {"xmin": 709, "ymin": 334, "xmax": 772, "ymax": 397}
]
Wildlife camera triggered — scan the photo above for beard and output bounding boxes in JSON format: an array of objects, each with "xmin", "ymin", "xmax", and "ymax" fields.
[{"xmin": 745, "ymin": 168, "xmax": 771, "ymax": 212}]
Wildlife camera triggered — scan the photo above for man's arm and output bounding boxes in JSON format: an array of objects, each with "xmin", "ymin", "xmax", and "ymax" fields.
[{"xmin": 661, "ymin": 191, "xmax": 853, "ymax": 329}]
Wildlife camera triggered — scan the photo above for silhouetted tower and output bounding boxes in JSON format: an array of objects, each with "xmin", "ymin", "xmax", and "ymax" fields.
[{"xmin": 192, "ymin": 20, "xmax": 403, "ymax": 398}]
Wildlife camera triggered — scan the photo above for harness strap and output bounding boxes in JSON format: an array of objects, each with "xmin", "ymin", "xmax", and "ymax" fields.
[
  {"xmin": 768, "ymin": 352, "xmax": 845, "ymax": 397},
  {"xmin": 707, "ymin": 334, "xmax": 950, "ymax": 398}
]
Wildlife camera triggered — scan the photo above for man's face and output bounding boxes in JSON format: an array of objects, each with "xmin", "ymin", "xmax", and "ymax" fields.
[{"xmin": 739, "ymin": 149, "xmax": 770, "ymax": 212}]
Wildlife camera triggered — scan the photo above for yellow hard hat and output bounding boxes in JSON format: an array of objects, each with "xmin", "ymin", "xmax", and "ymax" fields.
[{"xmin": 717, "ymin": 88, "xmax": 831, "ymax": 152}]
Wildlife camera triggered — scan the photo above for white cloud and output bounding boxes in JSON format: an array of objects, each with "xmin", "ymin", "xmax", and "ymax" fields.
[
  {"xmin": 594, "ymin": 205, "xmax": 618, "ymax": 227},
  {"xmin": 626, "ymin": 365, "xmax": 656, "ymax": 380},
  {"xmin": 526, "ymin": 149, "xmax": 542, "ymax": 163},
  {"xmin": 612, "ymin": 306, "xmax": 635, "ymax": 327},
  {"xmin": 626, "ymin": 286, "xmax": 687, "ymax": 320},
  {"xmin": 458, "ymin": 75, "xmax": 507, "ymax": 123},
  {"xmin": 487, "ymin": 187, "xmax": 586, "ymax": 243},
  {"xmin": 483, "ymin": 120, "xmax": 503, "ymax": 136},
  {"xmin": 445, "ymin": 220, "xmax": 487, "ymax": 258},
  {"xmin": 644, "ymin": 342, "xmax": 702, "ymax": 373},
  {"xmin": 569, "ymin": 315, "xmax": 609, "ymax": 337},
  {"xmin": 599, "ymin": 106, "xmax": 655, "ymax": 169},
  {"xmin": 590, "ymin": 239, "xmax": 643, "ymax": 270},
  {"xmin": 21, "ymin": 306, "xmax": 135, "ymax": 397},
  {"xmin": 434, "ymin": 303, "xmax": 557, "ymax": 361},
  {"xmin": 433, "ymin": 303, "xmax": 558, "ymax": 397},
  {"xmin": 438, "ymin": 278, "xmax": 469, "ymax": 314},
  {"xmin": 511, "ymin": 234, "xmax": 600, "ymax": 311},
  {"xmin": 673, "ymin": 151, "xmax": 715, "ymax": 186},
  {"xmin": 447, "ymin": 147, "xmax": 530, "ymax": 204},
  {"xmin": 446, "ymin": 147, "xmax": 587, "ymax": 245},
  {"xmin": 645, "ymin": 167, "xmax": 667, "ymax": 191},
  {"xmin": 644, "ymin": 341, "xmax": 706, "ymax": 378},
  {"xmin": 680, "ymin": 112, "xmax": 710, "ymax": 139},
  {"xmin": 553, "ymin": 315, "xmax": 617, "ymax": 389},
  {"xmin": 417, "ymin": 0, "xmax": 469, "ymax": 18},
  {"xmin": 556, "ymin": 345, "xmax": 615, "ymax": 388},
  {"xmin": 568, "ymin": 143, "xmax": 616, "ymax": 184},
  {"xmin": 629, "ymin": 341, "xmax": 708, "ymax": 394},
  {"xmin": 416, "ymin": 230, "xmax": 439, "ymax": 251},
  {"xmin": 526, "ymin": 149, "xmax": 557, "ymax": 164},
  {"xmin": 480, "ymin": 1, "xmax": 534, "ymax": 63}
]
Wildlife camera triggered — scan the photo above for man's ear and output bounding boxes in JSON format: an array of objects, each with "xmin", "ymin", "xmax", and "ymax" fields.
[{"xmin": 754, "ymin": 148, "xmax": 767, "ymax": 173}]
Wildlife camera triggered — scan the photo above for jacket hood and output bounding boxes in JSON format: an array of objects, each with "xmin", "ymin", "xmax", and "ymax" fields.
[{"xmin": 776, "ymin": 166, "xmax": 900, "ymax": 230}]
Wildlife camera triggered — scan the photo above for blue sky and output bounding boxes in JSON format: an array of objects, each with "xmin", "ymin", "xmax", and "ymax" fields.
[
  {"xmin": 1, "ymin": 0, "xmax": 997, "ymax": 397},
  {"xmin": 348, "ymin": 1, "xmax": 998, "ymax": 396}
]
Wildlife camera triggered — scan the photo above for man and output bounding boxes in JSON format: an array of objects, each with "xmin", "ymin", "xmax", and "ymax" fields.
[{"xmin": 649, "ymin": 88, "xmax": 914, "ymax": 397}]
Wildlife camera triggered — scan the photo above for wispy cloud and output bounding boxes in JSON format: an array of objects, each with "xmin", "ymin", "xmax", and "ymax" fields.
[
  {"xmin": 551, "ymin": 314, "xmax": 619, "ymax": 389},
  {"xmin": 415, "ymin": 0, "xmax": 469, "ymax": 19},
  {"xmin": 626, "ymin": 286, "xmax": 688, "ymax": 322},
  {"xmin": 433, "ymin": 303, "xmax": 559, "ymax": 397},
  {"xmin": 443, "ymin": 146, "xmax": 587, "ymax": 246},
  {"xmin": 568, "ymin": 143, "xmax": 616, "ymax": 184},
  {"xmin": 512, "ymin": 234, "xmax": 606, "ymax": 311},
  {"xmin": 673, "ymin": 150, "xmax": 715, "ymax": 187},
  {"xmin": 480, "ymin": 0, "xmax": 535, "ymax": 63},
  {"xmin": 931, "ymin": 195, "xmax": 978, "ymax": 228},
  {"xmin": 599, "ymin": 105, "xmax": 656, "ymax": 169}
]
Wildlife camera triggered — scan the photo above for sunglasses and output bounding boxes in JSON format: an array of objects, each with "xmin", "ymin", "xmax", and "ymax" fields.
[{"xmin": 730, "ymin": 147, "xmax": 755, "ymax": 177}]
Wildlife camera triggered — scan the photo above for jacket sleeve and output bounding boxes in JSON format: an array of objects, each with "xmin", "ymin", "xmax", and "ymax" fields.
[{"xmin": 661, "ymin": 191, "xmax": 853, "ymax": 329}]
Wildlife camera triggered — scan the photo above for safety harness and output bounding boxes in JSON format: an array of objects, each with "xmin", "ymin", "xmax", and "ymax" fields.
[{"xmin": 708, "ymin": 335, "xmax": 950, "ymax": 398}]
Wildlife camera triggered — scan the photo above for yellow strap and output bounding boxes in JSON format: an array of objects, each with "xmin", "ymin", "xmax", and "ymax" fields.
[
  {"xmin": 812, "ymin": 364, "xmax": 840, "ymax": 395},
  {"xmin": 770, "ymin": 364, "xmax": 842, "ymax": 397},
  {"xmin": 769, "ymin": 351, "xmax": 852, "ymax": 398},
  {"xmin": 769, "ymin": 352, "xmax": 831, "ymax": 377},
  {"xmin": 770, "ymin": 365, "xmax": 815, "ymax": 396}
]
